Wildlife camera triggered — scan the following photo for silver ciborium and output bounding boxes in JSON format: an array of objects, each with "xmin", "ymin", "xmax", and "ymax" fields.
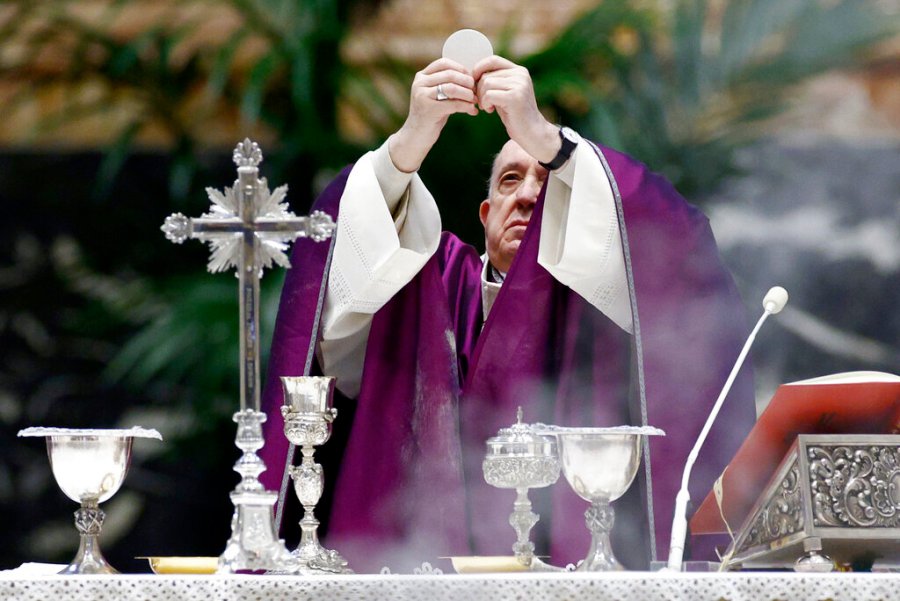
[
  {"xmin": 17, "ymin": 427, "xmax": 162, "ymax": 574},
  {"xmin": 483, "ymin": 408, "xmax": 560, "ymax": 570},
  {"xmin": 552, "ymin": 426, "xmax": 664, "ymax": 571},
  {"xmin": 280, "ymin": 376, "xmax": 351, "ymax": 574}
]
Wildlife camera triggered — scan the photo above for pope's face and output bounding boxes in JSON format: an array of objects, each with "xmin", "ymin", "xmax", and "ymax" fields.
[{"xmin": 480, "ymin": 140, "xmax": 549, "ymax": 273}]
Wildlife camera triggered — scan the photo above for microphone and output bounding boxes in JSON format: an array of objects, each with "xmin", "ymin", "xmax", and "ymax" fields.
[
  {"xmin": 665, "ymin": 286, "xmax": 789, "ymax": 572},
  {"xmin": 763, "ymin": 286, "xmax": 789, "ymax": 314}
]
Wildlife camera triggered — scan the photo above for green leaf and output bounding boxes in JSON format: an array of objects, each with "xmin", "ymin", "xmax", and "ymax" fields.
[
  {"xmin": 94, "ymin": 120, "xmax": 143, "ymax": 201},
  {"xmin": 207, "ymin": 29, "xmax": 250, "ymax": 98},
  {"xmin": 718, "ymin": 0, "xmax": 809, "ymax": 85},
  {"xmin": 240, "ymin": 52, "xmax": 279, "ymax": 124},
  {"xmin": 672, "ymin": 0, "xmax": 705, "ymax": 105}
]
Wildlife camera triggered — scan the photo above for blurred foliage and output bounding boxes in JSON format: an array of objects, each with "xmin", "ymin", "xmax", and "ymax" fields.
[
  {"xmin": 0, "ymin": 0, "xmax": 382, "ymax": 198},
  {"xmin": 1, "ymin": 0, "xmax": 387, "ymax": 567},
  {"xmin": 0, "ymin": 0, "xmax": 393, "ymax": 435},
  {"xmin": 526, "ymin": 0, "xmax": 897, "ymax": 195},
  {"xmin": 0, "ymin": 0, "xmax": 895, "ymax": 568}
]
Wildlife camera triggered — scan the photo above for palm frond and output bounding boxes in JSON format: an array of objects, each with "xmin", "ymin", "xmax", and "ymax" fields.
[{"xmin": 529, "ymin": 0, "xmax": 895, "ymax": 196}]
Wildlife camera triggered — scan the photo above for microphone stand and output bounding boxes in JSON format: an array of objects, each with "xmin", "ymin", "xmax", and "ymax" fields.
[{"xmin": 665, "ymin": 287, "xmax": 788, "ymax": 572}]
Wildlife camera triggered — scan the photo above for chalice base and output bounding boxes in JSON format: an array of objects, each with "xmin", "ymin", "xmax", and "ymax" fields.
[
  {"xmin": 577, "ymin": 536, "xmax": 624, "ymax": 572},
  {"xmin": 291, "ymin": 547, "xmax": 353, "ymax": 575},
  {"xmin": 60, "ymin": 534, "xmax": 117, "ymax": 575},
  {"xmin": 527, "ymin": 557, "xmax": 565, "ymax": 572},
  {"xmin": 291, "ymin": 525, "xmax": 352, "ymax": 574}
]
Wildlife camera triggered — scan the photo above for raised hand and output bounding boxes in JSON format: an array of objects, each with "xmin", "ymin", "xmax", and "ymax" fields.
[
  {"xmin": 473, "ymin": 56, "xmax": 559, "ymax": 165},
  {"xmin": 388, "ymin": 58, "xmax": 478, "ymax": 173}
]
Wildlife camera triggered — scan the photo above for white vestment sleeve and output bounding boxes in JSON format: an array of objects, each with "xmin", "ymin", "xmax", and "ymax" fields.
[
  {"xmin": 318, "ymin": 142, "xmax": 441, "ymax": 397},
  {"xmin": 320, "ymin": 135, "xmax": 633, "ymax": 398},
  {"xmin": 538, "ymin": 139, "xmax": 634, "ymax": 333}
]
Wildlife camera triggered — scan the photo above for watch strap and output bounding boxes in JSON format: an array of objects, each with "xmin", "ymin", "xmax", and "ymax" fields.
[{"xmin": 538, "ymin": 126, "xmax": 577, "ymax": 171}]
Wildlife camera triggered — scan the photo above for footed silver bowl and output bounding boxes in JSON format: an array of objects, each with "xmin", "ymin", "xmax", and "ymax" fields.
[
  {"xmin": 483, "ymin": 408, "xmax": 560, "ymax": 569},
  {"xmin": 551, "ymin": 426, "xmax": 663, "ymax": 571},
  {"xmin": 280, "ymin": 376, "xmax": 351, "ymax": 574},
  {"xmin": 18, "ymin": 427, "xmax": 162, "ymax": 574}
]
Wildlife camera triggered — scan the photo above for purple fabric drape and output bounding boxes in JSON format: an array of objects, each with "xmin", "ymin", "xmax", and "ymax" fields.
[
  {"xmin": 260, "ymin": 143, "xmax": 755, "ymax": 572},
  {"xmin": 259, "ymin": 168, "xmax": 347, "ymax": 511}
]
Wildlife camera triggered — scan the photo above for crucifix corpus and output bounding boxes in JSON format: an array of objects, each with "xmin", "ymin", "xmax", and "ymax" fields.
[{"xmin": 161, "ymin": 139, "xmax": 335, "ymax": 574}]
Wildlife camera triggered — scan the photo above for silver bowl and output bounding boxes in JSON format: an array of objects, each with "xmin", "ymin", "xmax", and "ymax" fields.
[
  {"xmin": 48, "ymin": 435, "xmax": 132, "ymax": 507},
  {"xmin": 282, "ymin": 376, "xmax": 337, "ymax": 415},
  {"xmin": 552, "ymin": 426, "xmax": 664, "ymax": 571},
  {"xmin": 18, "ymin": 427, "xmax": 161, "ymax": 574}
]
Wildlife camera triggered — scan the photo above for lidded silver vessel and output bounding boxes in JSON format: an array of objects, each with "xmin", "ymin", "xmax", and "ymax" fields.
[{"xmin": 482, "ymin": 407, "xmax": 560, "ymax": 568}]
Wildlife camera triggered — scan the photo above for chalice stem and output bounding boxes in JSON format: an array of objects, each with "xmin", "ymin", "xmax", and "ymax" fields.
[
  {"xmin": 62, "ymin": 500, "xmax": 116, "ymax": 574},
  {"xmin": 510, "ymin": 488, "xmax": 538, "ymax": 565},
  {"xmin": 298, "ymin": 506, "xmax": 321, "ymax": 554},
  {"xmin": 580, "ymin": 500, "xmax": 623, "ymax": 571},
  {"xmin": 292, "ymin": 448, "xmax": 326, "ymax": 560}
]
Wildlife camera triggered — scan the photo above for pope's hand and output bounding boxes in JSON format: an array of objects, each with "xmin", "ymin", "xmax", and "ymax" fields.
[
  {"xmin": 473, "ymin": 56, "xmax": 559, "ymax": 165},
  {"xmin": 389, "ymin": 58, "xmax": 478, "ymax": 173}
]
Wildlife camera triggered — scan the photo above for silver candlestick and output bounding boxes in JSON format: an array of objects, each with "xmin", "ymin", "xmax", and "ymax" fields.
[
  {"xmin": 218, "ymin": 410, "xmax": 295, "ymax": 573},
  {"xmin": 482, "ymin": 408, "xmax": 561, "ymax": 570},
  {"xmin": 280, "ymin": 376, "xmax": 352, "ymax": 574},
  {"xmin": 161, "ymin": 139, "xmax": 335, "ymax": 574}
]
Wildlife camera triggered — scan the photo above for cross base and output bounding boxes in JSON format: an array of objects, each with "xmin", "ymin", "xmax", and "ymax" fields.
[{"xmin": 217, "ymin": 490, "xmax": 294, "ymax": 574}]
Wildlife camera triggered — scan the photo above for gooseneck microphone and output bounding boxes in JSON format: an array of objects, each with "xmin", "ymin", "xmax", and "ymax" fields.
[{"xmin": 665, "ymin": 286, "xmax": 789, "ymax": 572}]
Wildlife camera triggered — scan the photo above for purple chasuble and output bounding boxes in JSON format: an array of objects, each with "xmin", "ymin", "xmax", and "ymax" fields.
[{"xmin": 260, "ymin": 143, "xmax": 755, "ymax": 572}]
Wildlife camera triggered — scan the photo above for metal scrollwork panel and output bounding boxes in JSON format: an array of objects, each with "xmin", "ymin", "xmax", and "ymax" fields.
[
  {"xmin": 744, "ymin": 460, "xmax": 804, "ymax": 549},
  {"xmin": 282, "ymin": 413, "xmax": 331, "ymax": 446},
  {"xmin": 810, "ymin": 444, "xmax": 900, "ymax": 528},
  {"xmin": 290, "ymin": 463, "xmax": 324, "ymax": 506}
]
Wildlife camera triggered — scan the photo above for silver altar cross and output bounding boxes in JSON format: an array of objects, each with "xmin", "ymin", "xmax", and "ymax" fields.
[
  {"xmin": 161, "ymin": 139, "xmax": 335, "ymax": 574},
  {"xmin": 162, "ymin": 138, "xmax": 334, "ymax": 413}
]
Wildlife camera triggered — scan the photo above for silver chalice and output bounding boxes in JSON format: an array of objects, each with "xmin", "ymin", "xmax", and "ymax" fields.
[
  {"xmin": 18, "ymin": 427, "xmax": 162, "ymax": 574},
  {"xmin": 551, "ymin": 426, "xmax": 664, "ymax": 571},
  {"xmin": 280, "ymin": 376, "xmax": 351, "ymax": 574},
  {"xmin": 483, "ymin": 408, "xmax": 560, "ymax": 570}
]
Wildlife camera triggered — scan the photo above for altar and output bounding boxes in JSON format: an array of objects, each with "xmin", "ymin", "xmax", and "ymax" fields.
[
  {"xmin": 12, "ymin": 139, "xmax": 899, "ymax": 589},
  {"xmin": 1, "ymin": 571, "xmax": 899, "ymax": 601}
]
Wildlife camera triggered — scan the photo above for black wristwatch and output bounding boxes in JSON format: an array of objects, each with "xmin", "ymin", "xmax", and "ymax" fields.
[{"xmin": 538, "ymin": 126, "xmax": 579, "ymax": 171}]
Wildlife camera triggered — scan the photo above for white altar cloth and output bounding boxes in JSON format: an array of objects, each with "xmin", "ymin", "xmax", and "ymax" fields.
[{"xmin": 0, "ymin": 571, "xmax": 897, "ymax": 601}]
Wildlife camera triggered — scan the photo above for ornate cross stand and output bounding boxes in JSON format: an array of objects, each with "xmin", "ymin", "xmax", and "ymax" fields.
[{"xmin": 161, "ymin": 139, "xmax": 335, "ymax": 573}]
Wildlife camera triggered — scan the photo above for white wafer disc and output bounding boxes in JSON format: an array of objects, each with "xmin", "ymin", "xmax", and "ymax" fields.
[{"xmin": 442, "ymin": 29, "xmax": 493, "ymax": 72}]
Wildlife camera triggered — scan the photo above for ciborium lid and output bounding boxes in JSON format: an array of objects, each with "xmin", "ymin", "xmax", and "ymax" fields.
[{"xmin": 484, "ymin": 407, "xmax": 556, "ymax": 459}]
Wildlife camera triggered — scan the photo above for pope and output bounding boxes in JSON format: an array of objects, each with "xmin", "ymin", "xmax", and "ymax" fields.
[{"xmin": 260, "ymin": 51, "xmax": 756, "ymax": 572}]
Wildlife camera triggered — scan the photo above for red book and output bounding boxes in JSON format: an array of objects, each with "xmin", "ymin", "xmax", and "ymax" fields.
[{"xmin": 690, "ymin": 372, "xmax": 900, "ymax": 534}]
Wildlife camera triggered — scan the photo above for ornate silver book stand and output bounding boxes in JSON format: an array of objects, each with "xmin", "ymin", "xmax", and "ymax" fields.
[
  {"xmin": 724, "ymin": 434, "xmax": 900, "ymax": 571},
  {"xmin": 162, "ymin": 139, "xmax": 335, "ymax": 573}
]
